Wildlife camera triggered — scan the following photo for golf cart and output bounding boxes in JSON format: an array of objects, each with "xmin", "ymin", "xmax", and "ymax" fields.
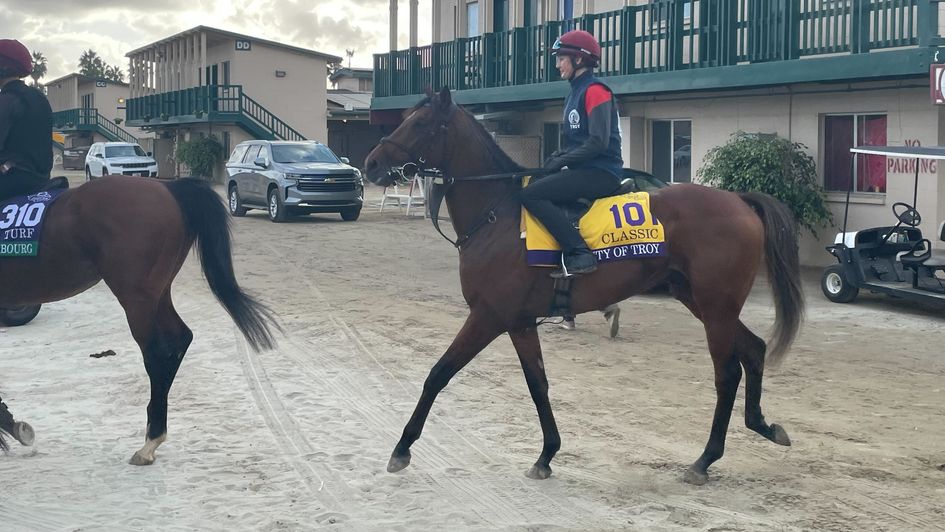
[{"xmin": 822, "ymin": 145, "xmax": 945, "ymax": 305}]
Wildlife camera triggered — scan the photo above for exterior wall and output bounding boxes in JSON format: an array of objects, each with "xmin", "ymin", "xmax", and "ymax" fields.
[
  {"xmin": 46, "ymin": 77, "xmax": 78, "ymax": 111},
  {"xmin": 494, "ymin": 82, "xmax": 942, "ymax": 266},
  {"xmin": 229, "ymin": 41, "xmax": 328, "ymax": 142}
]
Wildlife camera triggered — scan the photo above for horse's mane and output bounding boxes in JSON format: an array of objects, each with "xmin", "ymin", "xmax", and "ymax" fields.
[{"xmin": 407, "ymin": 96, "xmax": 525, "ymax": 174}]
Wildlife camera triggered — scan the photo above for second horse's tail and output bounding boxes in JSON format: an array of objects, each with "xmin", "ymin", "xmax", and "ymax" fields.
[
  {"xmin": 740, "ymin": 191, "xmax": 804, "ymax": 367},
  {"xmin": 165, "ymin": 179, "xmax": 280, "ymax": 351}
]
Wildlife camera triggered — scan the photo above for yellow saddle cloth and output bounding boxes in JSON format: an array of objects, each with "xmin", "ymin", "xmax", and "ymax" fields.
[{"xmin": 521, "ymin": 188, "xmax": 666, "ymax": 267}]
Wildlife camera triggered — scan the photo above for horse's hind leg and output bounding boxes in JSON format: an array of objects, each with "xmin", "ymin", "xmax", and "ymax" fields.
[
  {"xmin": 508, "ymin": 323, "xmax": 560, "ymax": 479},
  {"xmin": 123, "ymin": 292, "xmax": 193, "ymax": 466},
  {"xmin": 388, "ymin": 312, "xmax": 502, "ymax": 473},
  {"xmin": 735, "ymin": 321, "xmax": 791, "ymax": 446},
  {"xmin": 0, "ymin": 394, "xmax": 34, "ymax": 448},
  {"xmin": 685, "ymin": 315, "xmax": 742, "ymax": 486}
]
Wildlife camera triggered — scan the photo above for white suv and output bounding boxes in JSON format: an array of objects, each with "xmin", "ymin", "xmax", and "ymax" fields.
[{"xmin": 85, "ymin": 142, "xmax": 158, "ymax": 180}]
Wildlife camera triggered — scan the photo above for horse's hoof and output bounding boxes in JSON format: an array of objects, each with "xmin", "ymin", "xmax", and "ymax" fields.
[
  {"xmin": 128, "ymin": 452, "xmax": 156, "ymax": 466},
  {"xmin": 12, "ymin": 421, "xmax": 34, "ymax": 446},
  {"xmin": 771, "ymin": 424, "xmax": 792, "ymax": 446},
  {"xmin": 387, "ymin": 451, "xmax": 411, "ymax": 473},
  {"xmin": 683, "ymin": 467, "xmax": 708, "ymax": 486},
  {"xmin": 525, "ymin": 463, "xmax": 552, "ymax": 480}
]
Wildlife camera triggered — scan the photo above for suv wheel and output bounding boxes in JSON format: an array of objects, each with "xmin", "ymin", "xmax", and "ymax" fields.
[
  {"xmin": 102, "ymin": 166, "xmax": 109, "ymax": 178},
  {"xmin": 340, "ymin": 207, "xmax": 361, "ymax": 221},
  {"xmin": 85, "ymin": 166, "xmax": 93, "ymax": 182},
  {"xmin": 268, "ymin": 188, "xmax": 287, "ymax": 223},
  {"xmin": 229, "ymin": 185, "xmax": 247, "ymax": 217}
]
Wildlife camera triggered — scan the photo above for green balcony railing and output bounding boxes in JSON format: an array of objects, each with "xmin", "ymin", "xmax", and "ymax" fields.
[
  {"xmin": 374, "ymin": 0, "xmax": 940, "ymax": 99},
  {"xmin": 126, "ymin": 85, "xmax": 305, "ymax": 141},
  {"xmin": 52, "ymin": 108, "xmax": 137, "ymax": 144}
]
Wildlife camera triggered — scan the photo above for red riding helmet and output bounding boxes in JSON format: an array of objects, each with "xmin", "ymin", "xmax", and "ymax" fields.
[
  {"xmin": 0, "ymin": 39, "xmax": 32, "ymax": 78},
  {"xmin": 552, "ymin": 30, "xmax": 601, "ymax": 68}
]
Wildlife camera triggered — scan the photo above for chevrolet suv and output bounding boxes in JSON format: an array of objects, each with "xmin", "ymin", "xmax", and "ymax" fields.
[{"xmin": 225, "ymin": 140, "xmax": 363, "ymax": 222}]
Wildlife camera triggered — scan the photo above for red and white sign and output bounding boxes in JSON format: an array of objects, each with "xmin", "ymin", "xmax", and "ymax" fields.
[{"xmin": 931, "ymin": 64, "xmax": 945, "ymax": 104}]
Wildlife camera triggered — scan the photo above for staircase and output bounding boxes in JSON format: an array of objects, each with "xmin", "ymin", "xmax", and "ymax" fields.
[
  {"xmin": 52, "ymin": 108, "xmax": 138, "ymax": 143},
  {"xmin": 125, "ymin": 85, "xmax": 306, "ymax": 141}
]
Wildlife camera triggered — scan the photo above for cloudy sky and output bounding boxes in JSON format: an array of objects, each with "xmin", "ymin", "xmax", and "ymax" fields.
[{"xmin": 1, "ymin": 0, "xmax": 432, "ymax": 82}]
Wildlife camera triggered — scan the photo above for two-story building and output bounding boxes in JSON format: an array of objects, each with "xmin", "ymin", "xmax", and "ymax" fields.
[
  {"xmin": 45, "ymin": 73, "xmax": 141, "ymax": 151},
  {"xmin": 124, "ymin": 26, "xmax": 341, "ymax": 178},
  {"xmin": 373, "ymin": 0, "xmax": 945, "ymax": 266}
]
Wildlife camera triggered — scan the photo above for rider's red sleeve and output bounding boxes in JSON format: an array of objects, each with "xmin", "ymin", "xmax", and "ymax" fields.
[{"xmin": 584, "ymin": 84, "xmax": 613, "ymax": 115}]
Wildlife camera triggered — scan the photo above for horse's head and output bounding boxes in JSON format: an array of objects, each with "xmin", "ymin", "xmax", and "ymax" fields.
[{"xmin": 364, "ymin": 87, "xmax": 457, "ymax": 186}]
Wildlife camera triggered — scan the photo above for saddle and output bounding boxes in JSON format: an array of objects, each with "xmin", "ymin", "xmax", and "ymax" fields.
[
  {"xmin": 559, "ymin": 178, "xmax": 639, "ymax": 225},
  {"xmin": 0, "ymin": 176, "xmax": 69, "ymax": 206}
]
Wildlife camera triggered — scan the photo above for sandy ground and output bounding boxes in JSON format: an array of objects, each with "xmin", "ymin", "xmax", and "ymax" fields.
[{"xmin": 1, "ymin": 174, "xmax": 944, "ymax": 531}]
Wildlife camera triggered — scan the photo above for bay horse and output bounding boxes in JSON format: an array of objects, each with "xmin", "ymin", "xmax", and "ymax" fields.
[
  {"xmin": 363, "ymin": 88, "xmax": 803, "ymax": 485},
  {"xmin": 0, "ymin": 176, "xmax": 277, "ymax": 465}
]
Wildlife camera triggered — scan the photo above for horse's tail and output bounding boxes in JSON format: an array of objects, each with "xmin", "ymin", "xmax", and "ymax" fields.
[
  {"xmin": 739, "ymin": 192, "xmax": 804, "ymax": 367},
  {"xmin": 165, "ymin": 178, "xmax": 280, "ymax": 351},
  {"xmin": 0, "ymin": 394, "xmax": 10, "ymax": 452}
]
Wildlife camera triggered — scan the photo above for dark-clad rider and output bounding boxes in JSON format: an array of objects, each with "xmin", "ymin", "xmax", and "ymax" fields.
[
  {"xmin": 520, "ymin": 30, "xmax": 623, "ymax": 276},
  {"xmin": 0, "ymin": 39, "xmax": 52, "ymax": 201}
]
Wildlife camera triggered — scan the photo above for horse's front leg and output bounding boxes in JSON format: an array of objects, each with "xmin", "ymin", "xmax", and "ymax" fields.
[
  {"xmin": 388, "ymin": 312, "xmax": 503, "ymax": 473},
  {"xmin": 508, "ymin": 323, "xmax": 560, "ymax": 479},
  {"xmin": 0, "ymin": 394, "xmax": 34, "ymax": 448}
]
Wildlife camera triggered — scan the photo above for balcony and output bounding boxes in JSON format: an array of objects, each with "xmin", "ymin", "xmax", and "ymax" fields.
[
  {"xmin": 373, "ymin": 0, "xmax": 943, "ymax": 110},
  {"xmin": 126, "ymin": 85, "xmax": 305, "ymax": 141},
  {"xmin": 52, "ymin": 108, "xmax": 138, "ymax": 144}
]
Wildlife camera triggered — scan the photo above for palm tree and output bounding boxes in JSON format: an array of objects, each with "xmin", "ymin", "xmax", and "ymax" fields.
[{"xmin": 30, "ymin": 51, "xmax": 47, "ymax": 87}]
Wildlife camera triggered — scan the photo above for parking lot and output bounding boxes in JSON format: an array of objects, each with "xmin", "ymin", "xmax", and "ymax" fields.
[{"xmin": 1, "ymin": 175, "xmax": 944, "ymax": 530}]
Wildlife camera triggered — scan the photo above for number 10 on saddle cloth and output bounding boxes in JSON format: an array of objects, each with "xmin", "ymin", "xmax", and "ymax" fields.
[{"xmin": 521, "ymin": 182, "xmax": 666, "ymax": 267}]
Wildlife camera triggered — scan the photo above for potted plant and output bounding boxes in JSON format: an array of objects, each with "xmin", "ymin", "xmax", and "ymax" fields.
[
  {"xmin": 114, "ymin": 117, "xmax": 123, "ymax": 125},
  {"xmin": 194, "ymin": 109, "xmax": 204, "ymax": 118},
  {"xmin": 160, "ymin": 113, "xmax": 170, "ymax": 122}
]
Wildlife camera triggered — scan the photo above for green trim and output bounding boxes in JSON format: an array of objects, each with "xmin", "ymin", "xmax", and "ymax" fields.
[
  {"xmin": 52, "ymin": 108, "xmax": 137, "ymax": 143},
  {"xmin": 373, "ymin": 48, "xmax": 936, "ymax": 110}
]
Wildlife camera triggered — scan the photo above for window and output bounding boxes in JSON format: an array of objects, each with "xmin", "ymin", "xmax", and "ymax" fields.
[
  {"xmin": 271, "ymin": 143, "xmax": 340, "ymax": 163},
  {"xmin": 543, "ymin": 122, "xmax": 564, "ymax": 160},
  {"xmin": 494, "ymin": 0, "xmax": 508, "ymax": 32},
  {"xmin": 524, "ymin": 0, "xmax": 538, "ymax": 27},
  {"xmin": 651, "ymin": 1, "xmax": 692, "ymax": 27},
  {"xmin": 241, "ymin": 145, "xmax": 261, "ymax": 164},
  {"xmin": 258, "ymin": 144, "xmax": 271, "ymax": 162},
  {"xmin": 651, "ymin": 119, "xmax": 691, "ymax": 183},
  {"xmin": 559, "ymin": 0, "xmax": 573, "ymax": 20},
  {"xmin": 228, "ymin": 144, "xmax": 248, "ymax": 164},
  {"xmin": 824, "ymin": 114, "xmax": 887, "ymax": 193},
  {"xmin": 467, "ymin": 2, "xmax": 479, "ymax": 37},
  {"xmin": 104, "ymin": 144, "xmax": 146, "ymax": 158},
  {"xmin": 82, "ymin": 93, "xmax": 94, "ymax": 109}
]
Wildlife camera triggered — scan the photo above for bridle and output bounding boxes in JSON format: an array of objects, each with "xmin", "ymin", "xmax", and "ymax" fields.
[{"xmin": 377, "ymin": 101, "xmax": 549, "ymax": 250}]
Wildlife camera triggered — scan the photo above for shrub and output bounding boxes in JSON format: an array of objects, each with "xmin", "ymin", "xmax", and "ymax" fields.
[
  {"xmin": 113, "ymin": 117, "xmax": 122, "ymax": 125},
  {"xmin": 175, "ymin": 136, "xmax": 223, "ymax": 179},
  {"xmin": 698, "ymin": 133, "xmax": 833, "ymax": 235}
]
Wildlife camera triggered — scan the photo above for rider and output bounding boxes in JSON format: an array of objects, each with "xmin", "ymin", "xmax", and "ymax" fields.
[
  {"xmin": 0, "ymin": 39, "xmax": 52, "ymax": 201},
  {"xmin": 520, "ymin": 30, "xmax": 623, "ymax": 275}
]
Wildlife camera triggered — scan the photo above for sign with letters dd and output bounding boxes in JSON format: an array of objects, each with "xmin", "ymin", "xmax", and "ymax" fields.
[
  {"xmin": 931, "ymin": 64, "xmax": 945, "ymax": 104},
  {"xmin": 235, "ymin": 40, "xmax": 252, "ymax": 51}
]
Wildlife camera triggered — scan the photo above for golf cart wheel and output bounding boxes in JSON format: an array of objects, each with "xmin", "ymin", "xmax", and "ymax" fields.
[{"xmin": 821, "ymin": 265, "xmax": 858, "ymax": 303}]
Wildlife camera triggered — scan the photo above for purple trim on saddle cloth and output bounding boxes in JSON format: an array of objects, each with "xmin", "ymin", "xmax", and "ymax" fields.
[
  {"xmin": 0, "ymin": 189, "xmax": 65, "ymax": 258},
  {"xmin": 526, "ymin": 241, "xmax": 666, "ymax": 267}
]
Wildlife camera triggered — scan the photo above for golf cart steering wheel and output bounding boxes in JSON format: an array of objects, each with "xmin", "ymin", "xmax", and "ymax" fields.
[{"xmin": 892, "ymin": 202, "xmax": 921, "ymax": 227}]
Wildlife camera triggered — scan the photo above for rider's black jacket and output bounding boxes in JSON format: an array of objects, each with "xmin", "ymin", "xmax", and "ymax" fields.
[{"xmin": 0, "ymin": 79, "xmax": 53, "ymax": 178}]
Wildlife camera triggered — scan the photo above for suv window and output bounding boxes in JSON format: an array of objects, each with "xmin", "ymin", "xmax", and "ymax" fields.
[
  {"xmin": 105, "ymin": 145, "xmax": 146, "ymax": 158},
  {"xmin": 258, "ymin": 145, "xmax": 270, "ymax": 161},
  {"xmin": 271, "ymin": 143, "xmax": 340, "ymax": 163},
  {"xmin": 241, "ymin": 145, "xmax": 261, "ymax": 164},
  {"xmin": 228, "ymin": 145, "xmax": 248, "ymax": 164}
]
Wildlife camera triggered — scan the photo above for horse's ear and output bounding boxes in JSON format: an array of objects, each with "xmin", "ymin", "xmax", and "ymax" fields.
[{"xmin": 437, "ymin": 86, "xmax": 452, "ymax": 107}]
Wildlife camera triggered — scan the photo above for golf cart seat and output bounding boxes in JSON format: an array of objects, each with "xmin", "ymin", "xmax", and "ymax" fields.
[{"xmin": 900, "ymin": 221, "xmax": 945, "ymax": 270}]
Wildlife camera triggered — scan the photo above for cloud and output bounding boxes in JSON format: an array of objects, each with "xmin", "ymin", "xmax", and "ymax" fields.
[{"xmin": 1, "ymin": 0, "xmax": 431, "ymax": 81}]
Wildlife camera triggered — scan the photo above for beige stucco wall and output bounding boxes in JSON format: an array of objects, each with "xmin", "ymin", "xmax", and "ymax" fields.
[
  {"xmin": 46, "ymin": 77, "xmax": 78, "ymax": 111},
  {"xmin": 490, "ymin": 81, "xmax": 943, "ymax": 266}
]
